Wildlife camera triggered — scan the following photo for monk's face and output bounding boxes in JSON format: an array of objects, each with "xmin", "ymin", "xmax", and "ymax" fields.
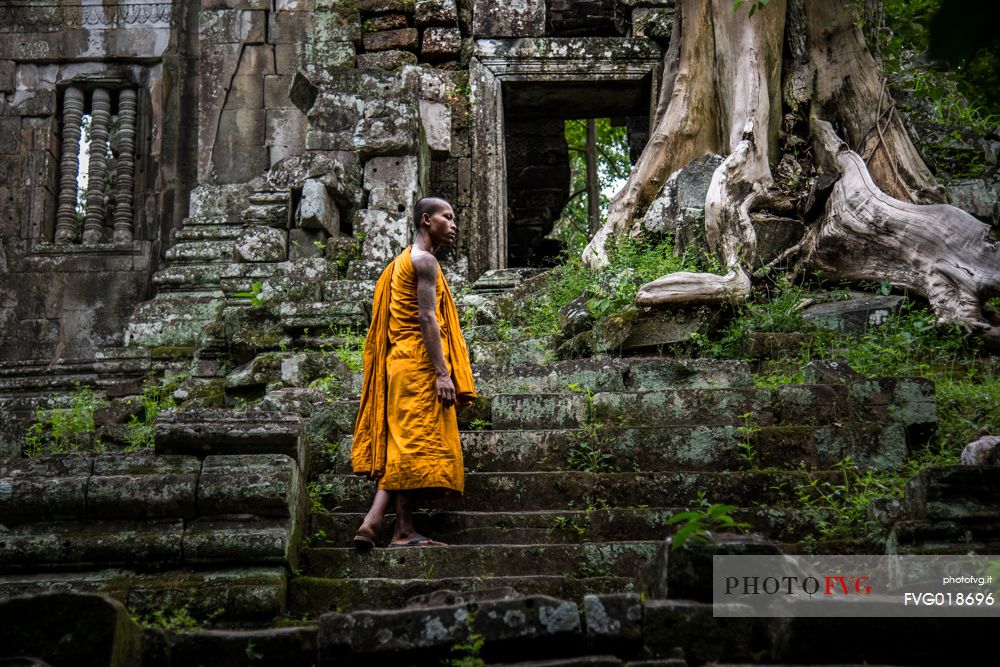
[{"xmin": 424, "ymin": 202, "xmax": 457, "ymax": 248}]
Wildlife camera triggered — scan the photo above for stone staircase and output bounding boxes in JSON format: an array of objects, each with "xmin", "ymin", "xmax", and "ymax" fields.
[{"xmin": 286, "ymin": 353, "xmax": 935, "ymax": 618}]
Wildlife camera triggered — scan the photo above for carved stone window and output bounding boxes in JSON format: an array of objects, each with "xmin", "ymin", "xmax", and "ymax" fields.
[
  {"xmin": 469, "ymin": 38, "xmax": 663, "ymax": 274},
  {"xmin": 54, "ymin": 85, "xmax": 138, "ymax": 245}
]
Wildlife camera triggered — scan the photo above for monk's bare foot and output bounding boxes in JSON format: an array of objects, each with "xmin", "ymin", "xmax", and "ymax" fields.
[{"xmin": 388, "ymin": 535, "xmax": 446, "ymax": 547}]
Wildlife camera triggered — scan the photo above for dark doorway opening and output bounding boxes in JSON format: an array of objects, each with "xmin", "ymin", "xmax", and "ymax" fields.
[{"xmin": 502, "ymin": 76, "xmax": 652, "ymax": 267}]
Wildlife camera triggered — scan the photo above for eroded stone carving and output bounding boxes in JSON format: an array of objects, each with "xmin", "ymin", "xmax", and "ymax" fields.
[
  {"xmin": 82, "ymin": 87, "xmax": 110, "ymax": 244},
  {"xmin": 112, "ymin": 88, "xmax": 137, "ymax": 245},
  {"xmin": 55, "ymin": 86, "xmax": 84, "ymax": 244}
]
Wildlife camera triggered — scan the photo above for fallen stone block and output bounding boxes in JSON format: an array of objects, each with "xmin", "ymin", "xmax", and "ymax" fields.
[
  {"xmin": 802, "ymin": 294, "xmax": 905, "ymax": 334},
  {"xmin": 0, "ymin": 592, "xmax": 142, "ymax": 667},
  {"xmin": 904, "ymin": 465, "xmax": 1000, "ymax": 521},
  {"xmin": 584, "ymin": 593, "xmax": 642, "ymax": 651}
]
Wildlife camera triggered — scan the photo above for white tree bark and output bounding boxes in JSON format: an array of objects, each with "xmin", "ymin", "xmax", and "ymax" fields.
[{"xmin": 584, "ymin": 0, "xmax": 1000, "ymax": 344}]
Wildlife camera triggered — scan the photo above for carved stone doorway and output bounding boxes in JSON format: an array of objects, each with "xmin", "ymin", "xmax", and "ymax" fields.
[{"xmin": 469, "ymin": 38, "xmax": 663, "ymax": 275}]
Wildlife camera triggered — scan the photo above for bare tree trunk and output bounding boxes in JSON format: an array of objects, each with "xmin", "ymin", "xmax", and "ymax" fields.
[{"xmin": 586, "ymin": 119, "xmax": 600, "ymax": 237}]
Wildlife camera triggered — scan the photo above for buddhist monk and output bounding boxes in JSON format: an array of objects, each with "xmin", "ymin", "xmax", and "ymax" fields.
[{"xmin": 351, "ymin": 196, "xmax": 476, "ymax": 549}]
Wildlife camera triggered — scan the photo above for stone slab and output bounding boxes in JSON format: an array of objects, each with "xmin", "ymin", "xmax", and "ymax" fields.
[
  {"xmin": 472, "ymin": 0, "xmax": 546, "ymax": 37},
  {"xmin": 155, "ymin": 410, "xmax": 306, "ymax": 464},
  {"xmin": 198, "ymin": 454, "xmax": 303, "ymax": 518}
]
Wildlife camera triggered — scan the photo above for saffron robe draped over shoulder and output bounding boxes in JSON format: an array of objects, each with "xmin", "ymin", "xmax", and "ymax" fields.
[{"xmin": 351, "ymin": 246, "xmax": 476, "ymax": 495}]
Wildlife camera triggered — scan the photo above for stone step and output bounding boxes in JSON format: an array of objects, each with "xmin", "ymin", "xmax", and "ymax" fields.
[
  {"xmin": 174, "ymin": 224, "xmax": 245, "ymax": 242},
  {"xmin": 0, "ymin": 567, "xmax": 287, "ymax": 624},
  {"xmin": 154, "ymin": 410, "xmax": 306, "ymax": 465},
  {"xmin": 151, "ymin": 264, "xmax": 223, "ymax": 289},
  {"xmin": 325, "ymin": 423, "xmax": 906, "ymax": 474},
  {"xmin": 488, "ymin": 381, "xmax": 933, "ymax": 431},
  {"xmin": 308, "ymin": 507, "xmax": 829, "ymax": 547},
  {"xmin": 163, "ymin": 239, "xmax": 237, "ymax": 263},
  {"xmin": 470, "ymin": 337, "xmax": 559, "ymax": 365},
  {"xmin": 289, "ymin": 574, "xmax": 633, "ymax": 614},
  {"xmin": 277, "ymin": 301, "xmax": 369, "ymax": 330},
  {"xmin": 301, "ymin": 542, "xmax": 658, "ymax": 580},
  {"xmin": 471, "ymin": 357, "xmax": 752, "ymax": 395},
  {"xmin": 124, "ymin": 292, "xmax": 225, "ymax": 349},
  {"xmin": 314, "ymin": 470, "xmax": 829, "ymax": 512}
]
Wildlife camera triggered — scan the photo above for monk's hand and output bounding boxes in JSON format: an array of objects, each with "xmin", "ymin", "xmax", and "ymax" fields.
[{"xmin": 435, "ymin": 374, "xmax": 456, "ymax": 408}]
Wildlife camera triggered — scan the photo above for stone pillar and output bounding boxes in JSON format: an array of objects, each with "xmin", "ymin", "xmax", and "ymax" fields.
[
  {"xmin": 113, "ymin": 89, "xmax": 137, "ymax": 245},
  {"xmin": 82, "ymin": 87, "xmax": 111, "ymax": 244},
  {"xmin": 55, "ymin": 86, "xmax": 85, "ymax": 244}
]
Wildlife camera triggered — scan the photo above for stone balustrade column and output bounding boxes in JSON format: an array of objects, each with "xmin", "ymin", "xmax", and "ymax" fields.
[
  {"xmin": 112, "ymin": 89, "xmax": 137, "ymax": 245},
  {"xmin": 82, "ymin": 87, "xmax": 110, "ymax": 244},
  {"xmin": 55, "ymin": 86, "xmax": 85, "ymax": 244}
]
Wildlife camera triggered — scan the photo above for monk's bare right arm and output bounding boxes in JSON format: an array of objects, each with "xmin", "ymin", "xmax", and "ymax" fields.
[{"xmin": 412, "ymin": 251, "xmax": 456, "ymax": 406}]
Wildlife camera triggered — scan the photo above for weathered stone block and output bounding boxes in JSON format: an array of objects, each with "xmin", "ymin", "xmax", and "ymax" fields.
[
  {"xmin": 198, "ymin": 454, "xmax": 303, "ymax": 518},
  {"xmin": 289, "ymin": 227, "xmax": 330, "ymax": 259},
  {"xmin": 472, "ymin": 0, "xmax": 545, "ymax": 37},
  {"xmin": 641, "ymin": 533, "xmax": 782, "ymax": 602},
  {"xmin": 802, "ymin": 294, "xmax": 906, "ymax": 334},
  {"xmin": 584, "ymin": 593, "xmax": 642, "ymax": 647},
  {"xmin": 300, "ymin": 178, "xmax": 341, "ymax": 234},
  {"xmin": 199, "ymin": 9, "xmax": 267, "ymax": 43},
  {"xmin": 353, "ymin": 209, "xmax": 410, "ymax": 262},
  {"xmin": 10, "ymin": 89, "xmax": 55, "ymax": 116},
  {"xmin": 318, "ymin": 595, "xmax": 580, "ymax": 664},
  {"xmin": 224, "ymin": 73, "xmax": 265, "ymax": 109},
  {"xmin": 642, "ymin": 600, "xmax": 753, "ymax": 664},
  {"xmin": 355, "ymin": 50, "xmax": 419, "ymax": 70},
  {"xmin": 87, "ymin": 452, "xmax": 201, "ymax": 519},
  {"xmin": 312, "ymin": 9, "xmax": 364, "ymax": 44},
  {"xmin": 363, "ymin": 27, "xmax": 419, "ymax": 52},
  {"xmin": 0, "ymin": 60, "xmax": 14, "ymax": 93},
  {"xmin": 0, "ymin": 455, "xmax": 92, "ymax": 522},
  {"xmin": 421, "ymin": 26, "xmax": 462, "ymax": 59},
  {"xmin": 165, "ymin": 626, "xmax": 317, "ymax": 667},
  {"xmin": 237, "ymin": 226, "xmax": 288, "ymax": 261},
  {"xmin": 308, "ymin": 91, "xmax": 365, "ymax": 133},
  {"xmin": 416, "ymin": 0, "xmax": 458, "ymax": 26},
  {"xmin": 0, "ymin": 117, "xmax": 20, "ymax": 154},
  {"xmin": 947, "ymin": 178, "xmax": 998, "ymax": 222},
  {"xmin": 305, "ymin": 40, "xmax": 357, "ymax": 69},
  {"xmin": 905, "ymin": 465, "xmax": 1000, "ymax": 521},
  {"xmin": 268, "ymin": 8, "xmax": 311, "ymax": 43},
  {"xmin": 621, "ymin": 307, "xmax": 717, "ymax": 351},
  {"xmin": 183, "ymin": 516, "xmax": 297, "ymax": 566},
  {"xmin": 155, "ymin": 410, "xmax": 306, "ymax": 464},
  {"xmin": 364, "ymin": 13, "xmax": 409, "ymax": 31},
  {"xmin": 364, "ymin": 155, "xmax": 420, "ymax": 213},
  {"xmin": 0, "ymin": 593, "xmax": 142, "ymax": 667},
  {"xmin": 0, "ymin": 520, "xmax": 184, "ymax": 570},
  {"xmin": 359, "ymin": 0, "xmax": 415, "ymax": 12}
]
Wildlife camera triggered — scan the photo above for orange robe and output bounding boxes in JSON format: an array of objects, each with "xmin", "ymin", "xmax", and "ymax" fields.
[{"xmin": 351, "ymin": 246, "xmax": 476, "ymax": 497}]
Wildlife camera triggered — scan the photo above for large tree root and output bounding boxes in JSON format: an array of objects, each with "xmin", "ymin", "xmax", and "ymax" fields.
[{"xmin": 797, "ymin": 116, "xmax": 1000, "ymax": 343}]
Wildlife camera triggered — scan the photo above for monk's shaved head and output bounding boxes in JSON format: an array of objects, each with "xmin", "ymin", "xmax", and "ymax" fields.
[{"xmin": 413, "ymin": 197, "xmax": 451, "ymax": 230}]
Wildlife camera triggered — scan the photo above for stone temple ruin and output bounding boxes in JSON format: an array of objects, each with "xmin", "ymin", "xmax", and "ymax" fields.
[{"xmin": 0, "ymin": 1, "xmax": 998, "ymax": 665}]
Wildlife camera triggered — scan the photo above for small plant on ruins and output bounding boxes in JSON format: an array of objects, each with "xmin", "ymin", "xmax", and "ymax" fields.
[
  {"xmin": 467, "ymin": 418, "xmax": 491, "ymax": 431},
  {"xmin": 791, "ymin": 457, "xmax": 900, "ymax": 541},
  {"xmin": 123, "ymin": 374, "xmax": 184, "ymax": 452},
  {"xmin": 132, "ymin": 604, "xmax": 222, "ymax": 632},
  {"xmin": 24, "ymin": 383, "xmax": 106, "ymax": 457},
  {"xmin": 566, "ymin": 383, "xmax": 616, "ymax": 474},
  {"xmin": 446, "ymin": 610, "xmax": 485, "ymax": 667},
  {"xmin": 736, "ymin": 411, "xmax": 761, "ymax": 472},
  {"xmin": 233, "ymin": 281, "xmax": 265, "ymax": 308},
  {"xmin": 665, "ymin": 503, "xmax": 751, "ymax": 550}
]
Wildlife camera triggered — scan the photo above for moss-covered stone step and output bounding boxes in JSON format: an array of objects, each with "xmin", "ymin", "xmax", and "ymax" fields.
[
  {"xmin": 163, "ymin": 239, "xmax": 238, "ymax": 263},
  {"xmin": 0, "ymin": 516, "xmax": 298, "ymax": 572},
  {"xmin": 471, "ymin": 357, "xmax": 752, "ymax": 396},
  {"xmin": 489, "ymin": 379, "xmax": 934, "ymax": 431},
  {"xmin": 301, "ymin": 541, "xmax": 658, "ymax": 580},
  {"xmin": 154, "ymin": 410, "xmax": 306, "ymax": 464},
  {"xmin": 470, "ymin": 337, "xmax": 560, "ymax": 366},
  {"xmin": 276, "ymin": 301, "xmax": 369, "ymax": 330},
  {"xmin": 173, "ymin": 224, "xmax": 245, "ymax": 243},
  {"xmin": 325, "ymin": 423, "xmax": 906, "ymax": 474},
  {"xmin": 308, "ymin": 506, "xmax": 830, "ymax": 547},
  {"xmin": 124, "ymin": 292, "xmax": 225, "ymax": 349},
  {"xmin": 289, "ymin": 574, "xmax": 635, "ymax": 614},
  {"xmin": 314, "ymin": 470, "xmax": 834, "ymax": 512},
  {"xmin": 0, "ymin": 567, "xmax": 288, "ymax": 624}
]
